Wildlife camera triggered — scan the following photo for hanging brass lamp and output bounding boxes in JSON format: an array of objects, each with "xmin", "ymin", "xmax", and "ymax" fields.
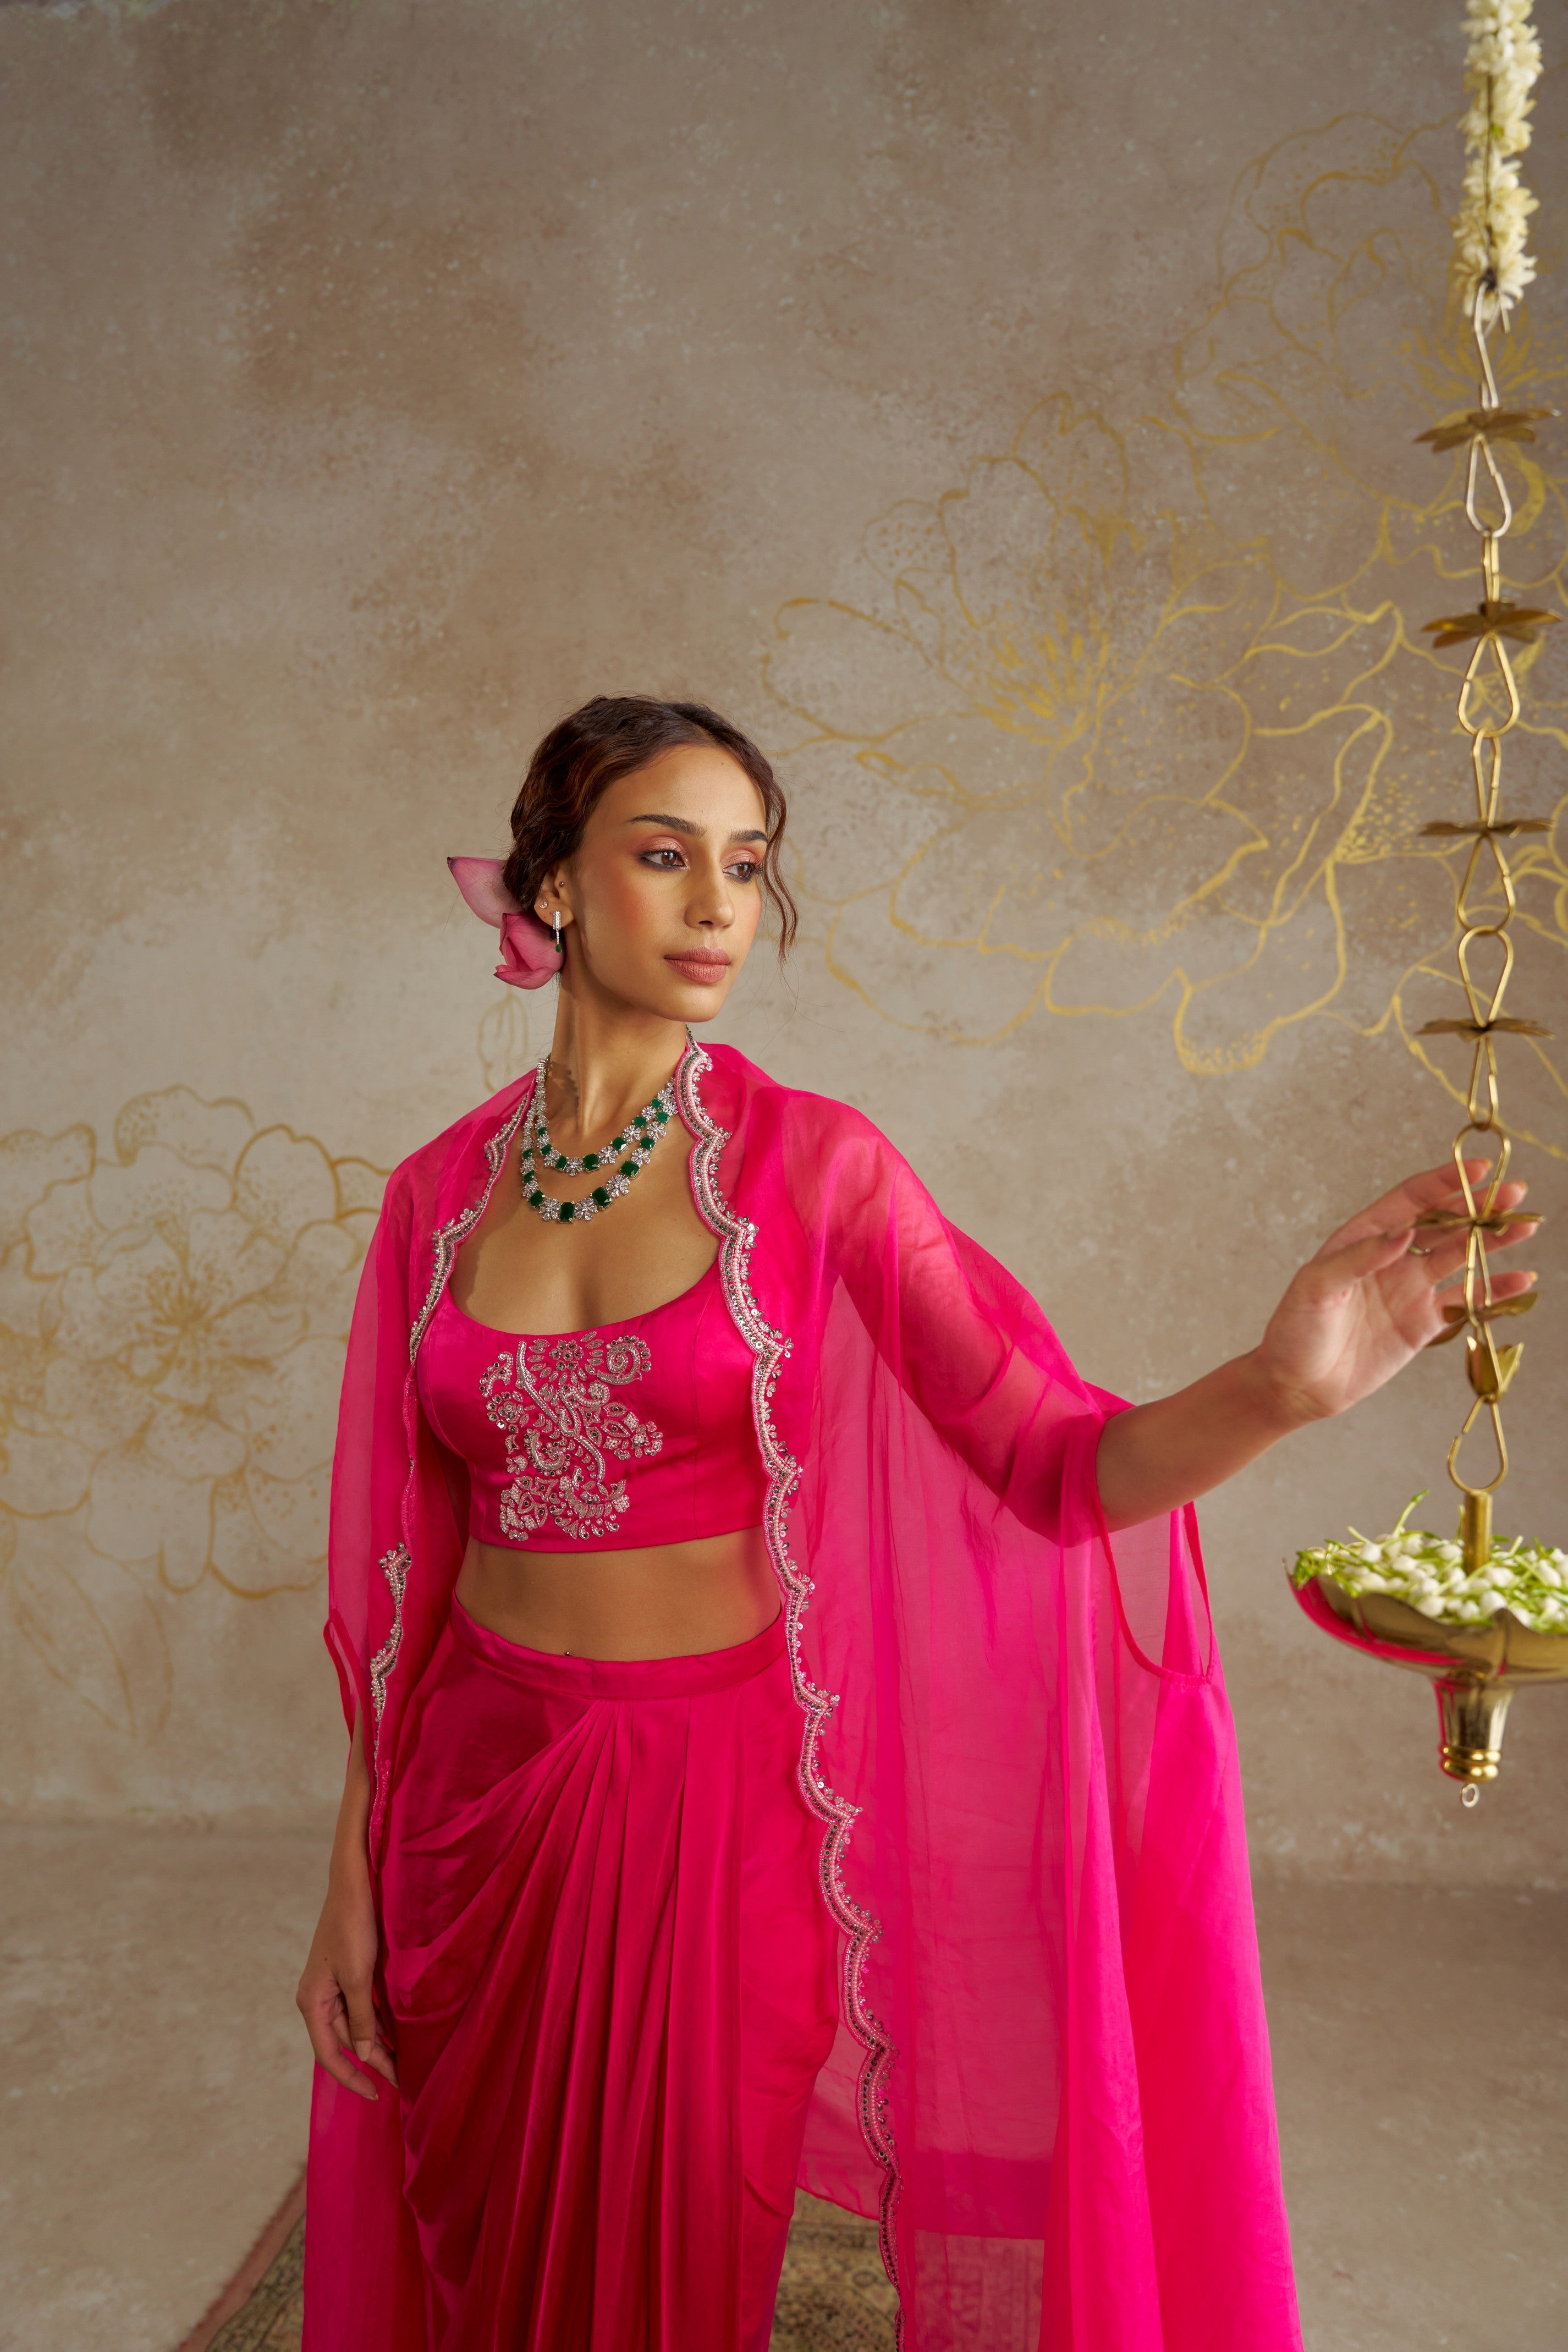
[{"xmin": 1290, "ymin": 7, "xmax": 1566, "ymax": 1792}]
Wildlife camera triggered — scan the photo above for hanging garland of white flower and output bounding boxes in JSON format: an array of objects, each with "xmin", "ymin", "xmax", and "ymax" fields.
[{"xmin": 1454, "ymin": 0, "xmax": 1543, "ymax": 321}]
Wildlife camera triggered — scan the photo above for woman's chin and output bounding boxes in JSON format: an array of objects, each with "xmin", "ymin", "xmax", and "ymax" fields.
[
  {"xmin": 580, "ymin": 967, "xmax": 734, "ymax": 1024},
  {"xmin": 663, "ymin": 980, "xmax": 731, "ymax": 1023}
]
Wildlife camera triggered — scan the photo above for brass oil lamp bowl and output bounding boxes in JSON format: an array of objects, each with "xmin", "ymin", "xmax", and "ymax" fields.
[{"xmin": 1290, "ymin": 1557, "xmax": 1568, "ymax": 1788}]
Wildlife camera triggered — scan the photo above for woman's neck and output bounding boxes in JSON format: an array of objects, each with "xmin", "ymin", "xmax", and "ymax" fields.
[{"xmin": 541, "ymin": 992, "xmax": 689, "ymax": 1153}]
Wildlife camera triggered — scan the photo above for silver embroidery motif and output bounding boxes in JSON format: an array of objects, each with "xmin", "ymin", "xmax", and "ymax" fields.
[
  {"xmin": 676, "ymin": 1038, "xmax": 904, "ymax": 2329},
  {"xmin": 480, "ymin": 1332, "xmax": 663, "ymax": 1541},
  {"xmin": 368, "ymin": 1542, "xmax": 411, "ymax": 1723}
]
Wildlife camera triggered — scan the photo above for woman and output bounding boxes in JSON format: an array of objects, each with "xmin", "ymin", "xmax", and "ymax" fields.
[{"xmin": 298, "ymin": 696, "xmax": 1534, "ymax": 2352}]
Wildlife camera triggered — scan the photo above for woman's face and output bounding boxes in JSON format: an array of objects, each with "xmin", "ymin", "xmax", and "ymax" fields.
[{"xmin": 541, "ymin": 744, "xmax": 769, "ymax": 1022}]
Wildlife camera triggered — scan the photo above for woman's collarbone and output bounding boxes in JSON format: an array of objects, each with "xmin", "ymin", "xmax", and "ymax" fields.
[{"xmin": 459, "ymin": 1181, "xmax": 717, "ymax": 1334}]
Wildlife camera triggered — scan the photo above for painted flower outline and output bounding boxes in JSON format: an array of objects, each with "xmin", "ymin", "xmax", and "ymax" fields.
[{"xmin": 0, "ymin": 1088, "xmax": 383, "ymax": 1735}]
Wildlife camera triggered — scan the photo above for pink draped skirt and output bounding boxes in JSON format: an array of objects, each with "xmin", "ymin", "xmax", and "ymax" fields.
[{"xmin": 304, "ymin": 1605, "xmax": 839, "ymax": 2352}]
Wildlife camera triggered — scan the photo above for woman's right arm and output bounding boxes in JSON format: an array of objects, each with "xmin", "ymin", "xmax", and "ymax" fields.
[{"xmin": 295, "ymin": 1712, "xmax": 399, "ymax": 2101}]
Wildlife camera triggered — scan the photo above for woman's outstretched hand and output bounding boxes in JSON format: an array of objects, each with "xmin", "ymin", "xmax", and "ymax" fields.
[
  {"xmin": 1095, "ymin": 1159, "xmax": 1538, "ymax": 1532},
  {"xmin": 1252, "ymin": 1158, "xmax": 1538, "ymax": 1422}
]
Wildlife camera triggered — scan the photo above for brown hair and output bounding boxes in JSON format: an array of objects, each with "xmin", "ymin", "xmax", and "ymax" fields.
[{"xmin": 502, "ymin": 696, "xmax": 798, "ymax": 956}]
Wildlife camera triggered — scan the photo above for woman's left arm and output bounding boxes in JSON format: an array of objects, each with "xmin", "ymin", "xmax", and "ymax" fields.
[{"xmin": 1095, "ymin": 1159, "xmax": 1540, "ymax": 1533}]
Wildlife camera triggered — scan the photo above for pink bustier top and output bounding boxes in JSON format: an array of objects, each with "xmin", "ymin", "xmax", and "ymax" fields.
[{"xmin": 417, "ymin": 1260, "xmax": 768, "ymax": 1550}]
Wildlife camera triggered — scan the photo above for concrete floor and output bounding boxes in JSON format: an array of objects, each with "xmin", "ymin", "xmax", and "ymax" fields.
[
  {"xmin": 1, "ymin": 1828, "xmax": 1564, "ymax": 2352},
  {"xmin": 0, "ymin": 1825, "xmax": 323, "ymax": 2352},
  {"xmin": 1263, "ymin": 1881, "xmax": 1567, "ymax": 2349}
]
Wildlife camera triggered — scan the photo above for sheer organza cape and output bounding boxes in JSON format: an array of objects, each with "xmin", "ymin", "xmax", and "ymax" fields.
[{"xmin": 317, "ymin": 1036, "xmax": 1301, "ymax": 2352}]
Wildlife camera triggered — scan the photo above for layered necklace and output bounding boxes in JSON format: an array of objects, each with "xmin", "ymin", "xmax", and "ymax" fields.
[{"xmin": 518, "ymin": 1056, "xmax": 678, "ymax": 1224}]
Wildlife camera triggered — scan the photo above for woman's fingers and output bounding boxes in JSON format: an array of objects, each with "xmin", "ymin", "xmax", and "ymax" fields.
[
  {"xmin": 299, "ymin": 1982, "xmax": 378, "ymax": 2100},
  {"xmin": 1412, "ymin": 1222, "xmax": 1540, "ymax": 1290},
  {"xmin": 296, "ymin": 1960, "xmax": 395, "ymax": 2100},
  {"xmin": 1312, "ymin": 1203, "xmax": 1539, "ymax": 1304},
  {"xmin": 1319, "ymin": 1164, "xmax": 1534, "ymax": 1260},
  {"xmin": 1417, "ymin": 1269, "xmax": 1538, "ymax": 1344},
  {"xmin": 1308, "ymin": 1227, "xmax": 1420, "ymax": 1290},
  {"xmin": 319, "ymin": 2045, "xmax": 382, "ymax": 2100},
  {"xmin": 1317, "ymin": 1161, "xmax": 1485, "ymax": 1251},
  {"xmin": 342, "ymin": 1973, "xmax": 399, "ymax": 2090},
  {"xmin": 1465, "ymin": 1267, "xmax": 1538, "ymax": 1302}
]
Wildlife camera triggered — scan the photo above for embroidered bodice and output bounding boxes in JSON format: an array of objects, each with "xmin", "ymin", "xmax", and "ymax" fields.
[{"xmin": 417, "ymin": 1260, "xmax": 768, "ymax": 1550}]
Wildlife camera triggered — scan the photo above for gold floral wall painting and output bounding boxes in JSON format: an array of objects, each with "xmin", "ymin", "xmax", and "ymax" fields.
[
  {"xmin": 0, "ymin": 1091, "xmax": 385, "ymax": 1739},
  {"xmin": 769, "ymin": 109, "xmax": 1567, "ymax": 1159}
]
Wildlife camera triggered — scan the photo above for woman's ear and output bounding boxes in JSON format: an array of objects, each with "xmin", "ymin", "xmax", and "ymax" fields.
[{"xmin": 533, "ymin": 864, "xmax": 576, "ymax": 927}]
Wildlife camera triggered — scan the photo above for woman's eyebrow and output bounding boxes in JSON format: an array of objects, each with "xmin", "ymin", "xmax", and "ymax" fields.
[{"xmin": 626, "ymin": 813, "xmax": 767, "ymax": 844}]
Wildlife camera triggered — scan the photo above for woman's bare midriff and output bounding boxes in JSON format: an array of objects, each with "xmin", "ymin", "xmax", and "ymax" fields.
[{"xmin": 453, "ymin": 1523, "xmax": 778, "ymax": 1660}]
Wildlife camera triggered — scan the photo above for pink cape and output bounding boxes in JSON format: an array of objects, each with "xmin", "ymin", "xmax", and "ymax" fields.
[{"xmin": 309, "ymin": 1037, "xmax": 1301, "ymax": 2350}]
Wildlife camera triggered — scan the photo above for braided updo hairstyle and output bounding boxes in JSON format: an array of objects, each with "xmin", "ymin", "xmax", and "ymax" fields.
[{"xmin": 501, "ymin": 696, "xmax": 798, "ymax": 957}]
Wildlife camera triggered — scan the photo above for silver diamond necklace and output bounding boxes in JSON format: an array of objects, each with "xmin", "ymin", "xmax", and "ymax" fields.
[{"xmin": 518, "ymin": 1057, "xmax": 677, "ymax": 1225}]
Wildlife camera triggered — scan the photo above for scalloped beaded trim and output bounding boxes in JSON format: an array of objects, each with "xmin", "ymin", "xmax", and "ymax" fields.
[
  {"xmin": 367, "ymin": 1089, "xmax": 530, "ymax": 1840},
  {"xmin": 368, "ymin": 1543, "xmax": 411, "ymax": 1724},
  {"xmin": 676, "ymin": 1038, "xmax": 904, "ymax": 2323},
  {"xmin": 407, "ymin": 1094, "xmax": 530, "ymax": 1367}
]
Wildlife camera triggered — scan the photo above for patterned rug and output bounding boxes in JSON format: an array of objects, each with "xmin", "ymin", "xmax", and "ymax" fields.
[{"xmin": 199, "ymin": 2192, "xmax": 896, "ymax": 2350}]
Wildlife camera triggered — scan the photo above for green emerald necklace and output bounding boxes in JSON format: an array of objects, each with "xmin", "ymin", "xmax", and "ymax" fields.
[{"xmin": 519, "ymin": 1057, "xmax": 677, "ymax": 1225}]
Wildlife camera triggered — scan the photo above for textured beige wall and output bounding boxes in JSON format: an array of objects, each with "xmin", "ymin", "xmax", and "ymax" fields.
[{"xmin": 2, "ymin": 0, "xmax": 1565, "ymax": 1879}]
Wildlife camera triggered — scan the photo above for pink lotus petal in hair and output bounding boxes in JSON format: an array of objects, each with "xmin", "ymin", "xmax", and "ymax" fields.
[
  {"xmin": 448, "ymin": 856, "xmax": 520, "ymax": 924},
  {"xmin": 448, "ymin": 856, "xmax": 563, "ymax": 990},
  {"xmin": 494, "ymin": 910, "xmax": 564, "ymax": 989}
]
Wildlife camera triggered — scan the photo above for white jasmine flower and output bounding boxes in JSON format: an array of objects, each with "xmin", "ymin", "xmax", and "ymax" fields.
[
  {"xmin": 1293, "ymin": 1496, "xmax": 1568, "ymax": 1633},
  {"xmin": 1453, "ymin": 0, "xmax": 1544, "ymax": 322}
]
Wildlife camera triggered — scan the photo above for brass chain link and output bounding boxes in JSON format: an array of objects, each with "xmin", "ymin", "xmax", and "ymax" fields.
[{"xmin": 1413, "ymin": 278, "xmax": 1556, "ymax": 1569}]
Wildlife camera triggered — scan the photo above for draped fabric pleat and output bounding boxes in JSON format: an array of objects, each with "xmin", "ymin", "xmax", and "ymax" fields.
[{"xmin": 304, "ymin": 1608, "xmax": 837, "ymax": 2352}]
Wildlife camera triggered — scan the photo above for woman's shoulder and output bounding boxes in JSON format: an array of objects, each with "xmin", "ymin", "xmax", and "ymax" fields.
[{"xmin": 703, "ymin": 1042, "xmax": 910, "ymax": 1172}]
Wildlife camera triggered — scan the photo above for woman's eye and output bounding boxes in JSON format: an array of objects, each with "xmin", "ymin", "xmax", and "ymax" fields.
[
  {"xmin": 727, "ymin": 860, "xmax": 760, "ymax": 883},
  {"xmin": 641, "ymin": 847, "xmax": 686, "ymax": 870}
]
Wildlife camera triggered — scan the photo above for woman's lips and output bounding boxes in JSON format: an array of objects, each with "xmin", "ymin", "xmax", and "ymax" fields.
[{"xmin": 664, "ymin": 953, "xmax": 731, "ymax": 985}]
